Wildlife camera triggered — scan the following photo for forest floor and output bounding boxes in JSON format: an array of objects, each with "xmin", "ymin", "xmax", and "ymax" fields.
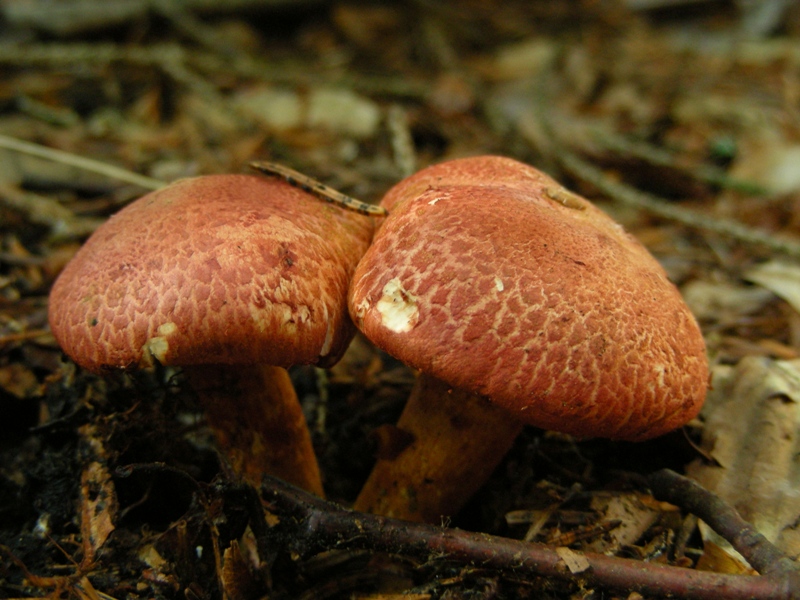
[{"xmin": 2, "ymin": 1, "xmax": 800, "ymax": 599}]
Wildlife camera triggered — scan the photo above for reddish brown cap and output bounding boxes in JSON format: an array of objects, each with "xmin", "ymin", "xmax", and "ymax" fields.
[
  {"xmin": 49, "ymin": 174, "xmax": 374, "ymax": 372},
  {"xmin": 349, "ymin": 156, "xmax": 708, "ymax": 441}
]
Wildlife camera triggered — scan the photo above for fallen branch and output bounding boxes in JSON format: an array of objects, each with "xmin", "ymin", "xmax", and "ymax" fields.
[
  {"xmin": 0, "ymin": 184, "xmax": 105, "ymax": 239},
  {"xmin": 517, "ymin": 67, "xmax": 800, "ymax": 259},
  {"xmin": 589, "ymin": 128, "xmax": 767, "ymax": 196},
  {"xmin": 0, "ymin": 134, "xmax": 164, "ymax": 191},
  {"xmin": 0, "ymin": 42, "xmax": 428, "ymax": 100},
  {"xmin": 648, "ymin": 469, "xmax": 798, "ymax": 577},
  {"xmin": 259, "ymin": 475, "xmax": 800, "ymax": 600},
  {"xmin": 556, "ymin": 148, "xmax": 800, "ymax": 259}
]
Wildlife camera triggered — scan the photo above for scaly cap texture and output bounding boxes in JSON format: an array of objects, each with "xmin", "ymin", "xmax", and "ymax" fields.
[
  {"xmin": 50, "ymin": 174, "xmax": 374, "ymax": 372},
  {"xmin": 349, "ymin": 156, "xmax": 707, "ymax": 441}
]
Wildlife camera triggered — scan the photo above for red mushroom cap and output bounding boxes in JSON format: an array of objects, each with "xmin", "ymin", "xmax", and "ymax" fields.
[
  {"xmin": 49, "ymin": 174, "xmax": 374, "ymax": 372},
  {"xmin": 349, "ymin": 156, "xmax": 707, "ymax": 441}
]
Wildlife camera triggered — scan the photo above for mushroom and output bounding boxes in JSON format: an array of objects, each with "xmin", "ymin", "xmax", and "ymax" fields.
[
  {"xmin": 349, "ymin": 155, "xmax": 708, "ymax": 522},
  {"xmin": 49, "ymin": 173, "xmax": 375, "ymax": 496}
]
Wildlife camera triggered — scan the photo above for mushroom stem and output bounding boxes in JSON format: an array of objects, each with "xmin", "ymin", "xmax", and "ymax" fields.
[
  {"xmin": 185, "ymin": 364, "xmax": 324, "ymax": 497},
  {"xmin": 354, "ymin": 372, "xmax": 523, "ymax": 522}
]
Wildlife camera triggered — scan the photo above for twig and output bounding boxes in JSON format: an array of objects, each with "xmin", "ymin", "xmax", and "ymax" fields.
[
  {"xmin": 0, "ymin": 42, "xmax": 429, "ymax": 100},
  {"xmin": 647, "ymin": 469, "xmax": 798, "ymax": 577},
  {"xmin": 520, "ymin": 68, "xmax": 800, "ymax": 259},
  {"xmin": 260, "ymin": 476, "xmax": 800, "ymax": 600},
  {"xmin": 556, "ymin": 148, "xmax": 800, "ymax": 259},
  {"xmin": 0, "ymin": 329, "xmax": 51, "ymax": 346},
  {"xmin": 249, "ymin": 161, "xmax": 388, "ymax": 216},
  {"xmin": 0, "ymin": 134, "xmax": 164, "ymax": 191},
  {"xmin": 0, "ymin": 184, "xmax": 105, "ymax": 239},
  {"xmin": 589, "ymin": 128, "xmax": 768, "ymax": 196},
  {"xmin": 0, "ymin": 43, "xmax": 252, "ymax": 127},
  {"xmin": 1, "ymin": 0, "xmax": 323, "ymax": 36},
  {"xmin": 0, "ymin": 41, "xmax": 171, "ymax": 66},
  {"xmin": 151, "ymin": 45, "xmax": 251, "ymax": 123},
  {"xmin": 150, "ymin": 0, "xmax": 237, "ymax": 55},
  {"xmin": 387, "ymin": 105, "xmax": 417, "ymax": 178}
]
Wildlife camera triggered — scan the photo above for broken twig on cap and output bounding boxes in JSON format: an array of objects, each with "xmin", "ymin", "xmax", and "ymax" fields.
[{"xmin": 250, "ymin": 161, "xmax": 388, "ymax": 217}]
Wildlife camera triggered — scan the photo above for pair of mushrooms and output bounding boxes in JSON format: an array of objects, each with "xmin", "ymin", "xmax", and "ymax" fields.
[{"xmin": 48, "ymin": 156, "xmax": 708, "ymax": 522}]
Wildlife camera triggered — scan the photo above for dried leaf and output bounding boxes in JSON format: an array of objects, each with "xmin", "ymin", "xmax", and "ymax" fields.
[
  {"xmin": 687, "ymin": 357, "xmax": 800, "ymax": 559},
  {"xmin": 78, "ymin": 424, "xmax": 118, "ymax": 563},
  {"xmin": 0, "ymin": 362, "xmax": 40, "ymax": 398},
  {"xmin": 681, "ymin": 279, "xmax": 773, "ymax": 322},
  {"xmin": 79, "ymin": 460, "xmax": 117, "ymax": 562},
  {"xmin": 695, "ymin": 536, "xmax": 757, "ymax": 575},
  {"xmin": 744, "ymin": 261, "xmax": 800, "ymax": 315},
  {"xmin": 221, "ymin": 541, "xmax": 262, "ymax": 600}
]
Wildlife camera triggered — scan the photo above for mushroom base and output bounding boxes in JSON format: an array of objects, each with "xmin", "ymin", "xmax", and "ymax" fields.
[
  {"xmin": 185, "ymin": 364, "xmax": 324, "ymax": 497},
  {"xmin": 354, "ymin": 372, "xmax": 524, "ymax": 523}
]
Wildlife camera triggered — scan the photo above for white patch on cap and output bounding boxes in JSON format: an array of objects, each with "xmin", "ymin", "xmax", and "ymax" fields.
[
  {"xmin": 653, "ymin": 363, "xmax": 667, "ymax": 388},
  {"xmin": 376, "ymin": 277, "xmax": 419, "ymax": 333},
  {"xmin": 353, "ymin": 297, "xmax": 370, "ymax": 321},
  {"xmin": 144, "ymin": 321, "xmax": 178, "ymax": 365},
  {"xmin": 494, "ymin": 277, "xmax": 504, "ymax": 292},
  {"xmin": 273, "ymin": 304, "xmax": 310, "ymax": 334},
  {"xmin": 428, "ymin": 188, "xmax": 450, "ymax": 206},
  {"xmin": 319, "ymin": 304, "xmax": 333, "ymax": 357}
]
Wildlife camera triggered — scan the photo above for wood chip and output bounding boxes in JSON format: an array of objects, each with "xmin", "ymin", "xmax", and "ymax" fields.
[{"xmin": 556, "ymin": 547, "xmax": 591, "ymax": 574}]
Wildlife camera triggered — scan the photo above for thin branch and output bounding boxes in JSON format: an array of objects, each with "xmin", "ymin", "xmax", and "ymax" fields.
[
  {"xmin": 387, "ymin": 104, "xmax": 417, "ymax": 178},
  {"xmin": 0, "ymin": 0, "xmax": 322, "ymax": 36},
  {"xmin": 0, "ymin": 184, "xmax": 105, "ymax": 239},
  {"xmin": 0, "ymin": 42, "xmax": 428, "ymax": 99},
  {"xmin": 556, "ymin": 148, "xmax": 800, "ymax": 259},
  {"xmin": 0, "ymin": 134, "xmax": 164, "ymax": 191},
  {"xmin": 0, "ymin": 329, "xmax": 51, "ymax": 346},
  {"xmin": 521, "ymin": 67, "xmax": 800, "ymax": 259},
  {"xmin": 259, "ymin": 476, "xmax": 800, "ymax": 600},
  {"xmin": 589, "ymin": 128, "xmax": 768, "ymax": 196},
  {"xmin": 647, "ymin": 469, "xmax": 798, "ymax": 577},
  {"xmin": 0, "ymin": 43, "xmax": 252, "ymax": 127}
]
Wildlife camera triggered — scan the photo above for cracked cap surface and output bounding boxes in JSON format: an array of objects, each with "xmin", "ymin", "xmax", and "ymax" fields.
[
  {"xmin": 49, "ymin": 174, "xmax": 374, "ymax": 372},
  {"xmin": 349, "ymin": 156, "xmax": 708, "ymax": 441}
]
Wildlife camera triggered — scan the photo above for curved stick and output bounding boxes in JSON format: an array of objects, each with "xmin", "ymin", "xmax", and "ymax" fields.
[
  {"xmin": 260, "ymin": 475, "xmax": 800, "ymax": 600},
  {"xmin": 647, "ymin": 468, "xmax": 797, "ymax": 577}
]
